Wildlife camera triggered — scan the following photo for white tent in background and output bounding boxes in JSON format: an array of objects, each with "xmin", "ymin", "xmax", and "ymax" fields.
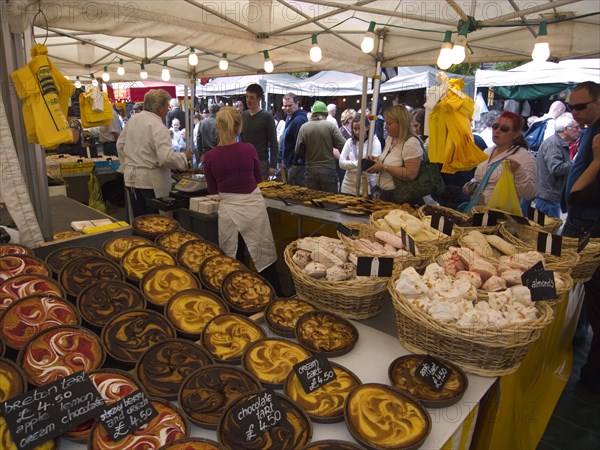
[
  {"xmin": 292, "ymin": 71, "xmax": 365, "ymax": 97},
  {"xmin": 176, "ymin": 73, "xmax": 306, "ymax": 97},
  {"xmin": 380, "ymin": 66, "xmax": 475, "ymax": 97}
]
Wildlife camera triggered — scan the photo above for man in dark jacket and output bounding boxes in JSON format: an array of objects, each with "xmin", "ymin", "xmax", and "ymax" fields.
[
  {"xmin": 166, "ymin": 98, "xmax": 186, "ymax": 129},
  {"xmin": 279, "ymin": 93, "xmax": 308, "ymax": 186}
]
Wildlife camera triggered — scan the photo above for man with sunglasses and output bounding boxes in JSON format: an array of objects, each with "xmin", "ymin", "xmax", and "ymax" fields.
[{"xmin": 562, "ymin": 81, "xmax": 600, "ymax": 394}]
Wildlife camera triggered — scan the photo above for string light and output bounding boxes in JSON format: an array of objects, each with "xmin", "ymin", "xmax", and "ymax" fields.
[
  {"xmin": 437, "ymin": 31, "xmax": 454, "ymax": 70},
  {"xmin": 188, "ymin": 47, "xmax": 198, "ymax": 66},
  {"xmin": 361, "ymin": 21, "xmax": 376, "ymax": 53},
  {"xmin": 219, "ymin": 53, "xmax": 229, "ymax": 71},
  {"xmin": 309, "ymin": 34, "xmax": 322, "ymax": 62},
  {"xmin": 263, "ymin": 50, "xmax": 274, "ymax": 73},
  {"xmin": 140, "ymin": 63, "xmax": 148, "ymax": 80},
  {"xmin": 451, "ymin": 23, "xmax": 469, "ymax": 65},
  {"xmin": 161, "ymin": 60, "xmax": 171, "ymax": 81},
  {"xmin": 101, "ymin": 66, "xmax": 110, "ymax": 82},
  {"xmin": 532, "ymin": 21, "xmax": 550, "ymax": 62},
  {"xmin": 74, "ymin": 76, "xmax": 81, "ymax": 89},
  {"xmin": 117, "ymin": 58, "xmax": 125, "ymax": 76}
]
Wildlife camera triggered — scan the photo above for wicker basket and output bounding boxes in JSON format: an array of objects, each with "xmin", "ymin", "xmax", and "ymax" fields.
[
  {"xmin": 284, "ymin": 240, "xmax": 392, "ymax": 320},
  {"xmin": 389, "ymin": 275, "xmax": 554, "ymax": 377},
  {"xmin": 336, "ymin": 222, "xmax": 436, "ymax": 273},
  {"xmin": 561, "ymin": 236, "xmax": 600, "ymax": 283}
]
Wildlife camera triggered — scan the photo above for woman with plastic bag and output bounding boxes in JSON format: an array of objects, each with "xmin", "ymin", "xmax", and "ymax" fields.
[{"xmin": 460, "ymin": 111, "xmax": 536, "ymax": 213}]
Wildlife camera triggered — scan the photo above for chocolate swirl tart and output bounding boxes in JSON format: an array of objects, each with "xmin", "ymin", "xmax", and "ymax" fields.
[
  {"xmin": 45, "ymin": 246, "xmax": 103, "ymax": 276},
  {"xmin": 0, "ymin": 274, "xmax": 64, "ymax": 312},
  {"xmin": 0, "ymin": 294, "xmax": 80, "ymax": 350},
  {"xmin": 265, "ymin": 298, "xmax": 317, "ymax": 337},
  {"xmin": 102, "ymin": 308, "xmax": 176, "ymax": 366},
  {"xmin": 220, "ymin": 271, "xmax": 274, "ymax": 315},
  {"xmin": 0, "ymin": 416, "xmax": 59, "ymax": 450},
  {"xmin": 89, "ymin": 397, "xmax": 189, "ymax": 450},
  {"xmin": 121, "ymin": 245, "xmax": 176, "ymax": 283},
  {"xmin": 178, "ymin": 364, "xmax": 261, "ymax": 429},
  {"xmin": 344, "ymin": 383, "xmax": 431, "ymax": 450},
  {"xmin": 59, "ymin": 255, "xmax": 124, "ymax": 299},
  {"xmin": 103, "ymin": 235, "xmax": 153, "ymax": 262},
  {"xmin": 77, "ymin": 280, "xmax": 146, "ymax": 328},
  {"xmin": 388, "ymin": 355, "xmax": 468, "ymax": 408},
  {"xmin": 217, "ymin": 390, "xmax": 312, "ymax": 450},
  {"xmin": 177, "ymin": 239, "xmax": 223, "ymax": 273},
  {"xmin": 284, "ymin": 362, "xmax": 361, "ymax": 423},
  {"xmin": 199, "ymin": 255, "xmax": 247, "ymax": 293},
  {"xmin": 141, "ymin": 265, "xmax": 200, "ymax": 307},
  {"xmin": 18, "ymin": 325, "xmax": 105, "ymax": 386},
  {"xmin": 165, "ymin": 288, "xmax": 229, "ymax": 339},
  {"xmin": 299, "ymin": 441, "xmax": 364, "ymax": 450},
  {"xmin": 0, "ymin": 255, "xmax": 50, "ymax": 282},
  {"xmin": 242, "ymin": 338, "xmax": 311, "ymax": 389},
  {"xmin": 295, "ymin": 311, "xmax": 359, "ymax": 357},
  {"xmin": 64, "ymin": 368, "xmax": 141, "ymax": 442},
  {"xmin": 156, "ymin": 230, "xmax": 201, "ymax": 255},
  {"xmin": 132, "ymin": 214, "xmax": 180, "ymax": 239},
  {"xmin": 0, "ymin": 243, "xmax": 33, "ymax": 257},
  {"xmin": 0, "ymin": 357, "xmax": 27, "ymax": 402},
  {"xmin": 201, "ymin": 313, "xmax": 265, "ymax": 364},
  {"xmin": 158, "ymin": 438, "xmax": 226, "ymax": 450},
  {"xmin": 136, "ymin": 339, "xmax": 214, "ymax": 400}
]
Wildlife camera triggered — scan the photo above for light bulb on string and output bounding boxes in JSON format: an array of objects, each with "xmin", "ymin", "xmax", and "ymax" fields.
[
  {"xmin": 219, "ymin": 53, "xmax": 229, "ymax": 71},
  {"xmin": 451, "ymin": 34, "xmax": 467, "ymax": 65},
  {"xmin": 161, "ymin": 60, "xmax": 171, "ymax": 82},
  {"xmin": 188, "ymin": 47, "xmax": 198, "ymax": 66},
  {"xmin": 101, "ymin": 66, "xmax": 110, "ymax": 82},
  {"xmin": 117, "ymin": 59, "xmax": 125, "ymax": 76},
  {"xmin": 263, "ymin": 50, "xmax": 274, "ymax": 73},
  {"xmin": 436, "ymin": 31, "xmax": 454, "ymax": 70},
  {"xmin": 309, "ymin": 34, "xmax": 322, "ymax": 62},
  {"xmin": 140, "ymin": 63, "xmax": 148, "ymax": 80},
  {"xmin": 74, "ymin": 76, "xmax": 81, "ymax": 89},
  {"xmin": 361, "ymin": 21, "xmax": 376, "ymax": 53},
  {"xmin": 531, "ymin": 21, "xmax": 550, "ymax": 62}
]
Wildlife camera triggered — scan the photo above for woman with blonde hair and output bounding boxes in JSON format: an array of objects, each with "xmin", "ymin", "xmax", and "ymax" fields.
[
  {"xmin": 203, "ymin": 107, "xmax": 281, "ymax": 293},
  {"xmin": 339, "ymin": 108, "xmax": 356, "ymax": 140}
]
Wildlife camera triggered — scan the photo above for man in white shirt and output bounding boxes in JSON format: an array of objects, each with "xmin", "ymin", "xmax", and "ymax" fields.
[
  {"xmin": 98, "ymin": 107, "xmax": 121, "ymax": 156},
  {"xmin": 326, "ymin": 103, "xmax": 338, "ymax": 126}
]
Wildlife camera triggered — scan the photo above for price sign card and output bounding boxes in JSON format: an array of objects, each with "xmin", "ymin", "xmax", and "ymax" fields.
[
  {"xmin": 521, "ymin": 266, "xmax": 557, "ymax": 301},
  {"xmin": 336, "ymin": 223, "xmax": 358, "ymax": 237},
  {"xmin": 357, "ymin": 256, "xmax": 394, "ymax": 277},
  {"xmin": 527, "ymin": 206, "xmax": 546, "ymax": 226},
  {"xmin": 292, "ymin": 354, "xmax": 337, "ymax": 394},
  {"xmin": 415, "ymin": 356, "xmax": 452, "ymax": 391},
  {"xmin": 235, "ymin": 390, "xmax": 285, "ymax": 443},
  {"xmin": 473, "ymin": 212, "xmax": 500, "ymax": 227},
  {"xmin": 577, "ymin": 232, "xmax": 591, "ymax": 253},
  {"xmin": 1, "ymin": 371, "xmax": 105, "ymax": 450},
  {"xmin": 508, "ymin": 213, "xmax": 531, "ymax": 225},
  {"xmin": 400, "ymin": 229, "xmax": 416, "ymax": 256},
  {"xmin": 98, "ymin": 390, "xmax": 157, "ymax": 442},
  {"xmin": 430, "ymin": 213, "xmax": 454, "ymax": 236},
  {"xmin": 537, "ymin": 232, "xmax": 562, "ymax": 256}
]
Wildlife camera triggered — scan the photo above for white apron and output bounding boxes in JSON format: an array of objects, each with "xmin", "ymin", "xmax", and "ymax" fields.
[{"xmin": 217, "ymin": 188, "xmax": 277, "ymax": 272}]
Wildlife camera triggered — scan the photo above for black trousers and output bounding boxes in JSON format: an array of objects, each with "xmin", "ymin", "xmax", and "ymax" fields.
[{"xmin": 127, "ymin": 187, "xmax": 158, "ymax": 218}]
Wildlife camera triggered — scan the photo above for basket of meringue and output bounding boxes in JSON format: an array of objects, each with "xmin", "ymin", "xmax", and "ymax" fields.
[
  {"xmin": 284, "ymin": 236, "xmax": 399, "ymax": 320},
  {"xmin": 389, "ymin": 261, "xmax": 555, "ymax": 377}
]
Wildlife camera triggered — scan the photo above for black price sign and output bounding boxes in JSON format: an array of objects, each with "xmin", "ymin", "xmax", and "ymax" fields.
[
  {"xmin": 473, "ymin": 212, "xmax": 499, "ymax": 227},
  {"xmin": 336, "ymin": 223, "xmax": 358, "ymax": 237},
  {"xmin": 577, "ymin": 232, "xmax": 591, "ymax": 253},
  {"xmin": 508, "ymin": 213, "xmax": 531, "ymax": 225},
  {"xmin": 292, "ymin": 354, "xmax": 337, "ymax": 394},
  {"xmin": 400, "ymin": 229, "xmax": 416, "ymax": 256},
  {"xmin": 527, "ymin": 206, "xmax": 546, "ymax": 226},
  {"xmin": 357, "ymin": 256, "xmax": 394, "ymax": 277},
  {"xmin": 537, "ymin": 232, "xmax": 562, "ymax": 256},
  {"xmin": 430, "ymin": 213, "xmax": 454, "ymax": 236},
  {"xmin": 98, "ymin": 390, "xmax": 157, "ymax": 442},
  {"xmin": 234, "ymin": 390, "xmax": 284, "ymax": 443},
  {"xmin": 1, "ymin": 371, "xmax": 105, "ymax": 450},
  {"xmin": 415, "ymin": 355, "xmax": 452, "ymax": 391},
  {"xmin": 521, "ymin": 265, "xmax": 557, "ymax": 301}
]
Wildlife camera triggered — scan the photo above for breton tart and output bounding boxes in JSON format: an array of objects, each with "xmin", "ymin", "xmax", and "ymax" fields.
[
  {"xmin": 18, "ymin": 325, "xmax": 105, "ymax": 386},
  {"xmin": 102, "ymin": 308, "xmax": 176, "ymax": 366},
  {"xmin": 201, "ymin": 313, "xmax": 265, "ymax": 364},
  {"xmin": 132, "ymin": 214, "xmax": 180, "ymax": 239},
  {"xmin": 295, "ymin": 311, "xmax": 359, "ymax": 357},
  {"xmin": 77, "ymin": 280, "xmax": 146, "ymax": 328},
  {"xmin": 156, "ymin": 230, "xmax": 202, "ymax": 255},
  {"xmin": 0, "ymin": 357, "xmax": 27, "ymax": 402},
  {"xmin": 102, "ymin": 235, "xmax": 153, "ymax": 262},
  {"xmin": 158, "ymin": 438, "xmax": 226, "ymax": 450},
  {"xmin": 59, "ymin": 255, "xmax": 124, "ymax": 298},
  {"xmin": 220, "ymin": 270, "xmax": 274, "ymax": 315},
  {"xmin": 177, "ymin": 239, "xmax": 223, "ymax": 273},
  {"xmin": 165, "ymin": 288, "xmax": 229, "ymax": 339},
  {"xmin": 136, "ymin": 339, "xmax": 214, "ymax": 400},
  {"xmin": 178, "ymin": 364, "xmax": 261, "ymax": 429},
  {"xmin": 199, "ymin": 255, "xmax": 246, "ymax": 293},
  {"xmin": 242, "ymin": 338, "xmax": 311, "ymax": 389},
  {"xmin": 0, "ymin": 243, "xmax": 33, "ymax": 257},
  {"xmin": 121, "ymin": 245, "xmax": 176, "ymax": 283},
  {"xmin": 141, "ymin": 265, "xmax": 200, "ymax": 307},
  {"xmin": 284, "ymin": 362, "xmax": 361, "ymax": 423},
  {"xmin": 344, "ymin": 383, "xmax": 431, "ymax": 450},
  {"xmin": 265, "ymin": 298, "xmax": 317, "ymax": 337},
  {"xmin": 388, "ymin": 355, "xmax": 468, "ymax": 408},
  {"xmin": 0, "ymin": 274, "xmax": 64, "ymax": 312},
  {"xmin": 0, "ymin": 294, "xmax": 80, "ymax": 349},
  {"xmin": 45, "ymin": 246, "xmax": 103, "ymax": 276},
  {"xmin": 0, "ymin": 255, "xmax": 50, "ymax": 281}
]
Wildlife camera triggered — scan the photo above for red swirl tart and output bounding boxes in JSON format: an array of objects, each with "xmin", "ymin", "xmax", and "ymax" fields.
[
  {"xmin": 0, "ymin": 255, "xmax": 50, "ymax": 281},
  {"xmin": 59, "ymin": 255, "xmax": 124, "ymax": 298},
  {"xmin": 0, "ymin": 243, "xmax": 33, "ymax": 257},
  {"xmin": 121, "ymin": 245, "xmax": 176, "ymax": 283},
  {"xmin": 45, "ymin": 246, "xmax": 103, "ymax": 276},
  {"xmin": 136, "ymin": 339, "xmax": 213, "ymax": 400},
  {"xmin": 102, "ymin": 309, "xmax": 176, "ymax": 366},
  {"xmin": 89, "ymin": 398, "xmax": 189, "ymax": 450},
  {"xmin": 158, "ymin": 438, "xmax": 225, "ymax": 449},
  {"xmin": 0, "ymin": 294, "xmax": 80, "ymax": 349},
  {"xmin": 18, "ymin": 325, "xmax": 105, "ymax": 386},
  {"xmin": 165, "ymin": 288, "xmax": 229, "ymax": 339},
  {"xmin": 0, "ymin": 357, "xmax": 27, "ymax": 402},
  {"xmin": 0, "ymin": 274, "xmax": 64, "ymax": 312},
  {"xmin": 102, "ymin": 235, "xmax": 153, "ymax": 262},
  {"xmin": 141, "ymin": 265, "xmax": 200, "ymax": 307},
  {"xmin": 77, "ymin": 280, "xmax": 146, "ymax": 328}
]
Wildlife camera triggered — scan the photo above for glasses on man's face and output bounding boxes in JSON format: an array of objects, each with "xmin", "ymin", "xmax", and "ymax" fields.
[
  {"xmin": 492, "ymin": 123, "xmax": 511, "ymax": 132},
  {"xmin": 566, "ymin": 101, "xmax": 593, "ymax": 111},
  {"xmin": 565, "ymin": 124, "xmax": 580, "ymax": 130}
]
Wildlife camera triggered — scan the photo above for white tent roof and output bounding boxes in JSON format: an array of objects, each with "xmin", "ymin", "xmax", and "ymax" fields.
[
  {"xmin": 174, "ymin": 73, "xmax": 305, "ymax": 97},
  {"xmin": 7, "ymin": 0, "xmax": 600, "ymax": 85}
]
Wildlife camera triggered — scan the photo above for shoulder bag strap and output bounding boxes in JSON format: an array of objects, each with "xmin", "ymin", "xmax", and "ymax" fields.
[{"xmin": 462, "ymin": 157, "xmax": 506, "ymax": 212}]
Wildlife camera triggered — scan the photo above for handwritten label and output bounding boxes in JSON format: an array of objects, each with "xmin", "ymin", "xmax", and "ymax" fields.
[
  {"xmin": 537, "ymin": 232, "xmax": 562, "ymax": 256},
  {"xmin": 400, "ymin": 229, "xmax": 416, "ymax": 256},
  {"xmin": 527, "ymin": 206, "xmax": 546, "ymax": 226},
  {"xmin": 292, "ymin": 354, "xmax": 337, "ymax": 394},
  {"xmin": 521, "ymin": 265, "xmax": 557, "ymax": 301},
  {"xmin": 234, "ymin": 390, "xmax": 284, "ymax": 442},
  {"xmin": 98, "ymin": 390, "xmax": 157, "ymax": 442},
  {"xmin": 415, "ymin": 355, "xmax": 452, "ymax": 391},
  {"xmin": 357, "ymin": 256, "xmax": 394, "ymax": 277},
  {"xmin": 1, "ymin": 371, "xmax": 105, "ymax": 450},
  {"xmin": 430, "ymin": 213, "xmax": 454, "ymax": 236}
]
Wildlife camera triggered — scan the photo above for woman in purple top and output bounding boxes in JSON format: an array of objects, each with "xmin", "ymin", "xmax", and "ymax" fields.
[{"xmin": 203, "ymin": 107, "xmax": 280, "ymax": 292}]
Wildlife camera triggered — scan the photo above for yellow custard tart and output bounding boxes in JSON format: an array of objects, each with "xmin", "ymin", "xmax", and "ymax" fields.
[
  {"xmin": 220, "ymin": 270, "xmax": 274, "ymax": 315},
  {"xmin": 141, "ymin": 265, "xmax": 200, "ymax": 307},
  {"xmin": 132, "ymin": 214, "xmax": 180, "ymax": 239},
  {"xmin": 121, "ymin": 245, "xmax": 175, "ymax": 282},
  {"xmin": 165, "ymin": 288, "xmax": 229, "ymax": 338},
  {"xmin": 265, "ymin": 297, "xmax": 317, "ymax": 337},
  {"xmin": 177, "ymin": 239, "xmax": 223, "ymax": 273},
  {"xmin": 102, "ymin": 235, "xmax": 153, "ymax": 262},
  {"xmin": 201, "ymin": 313, "xmax": 265, "ymax": 364},
  {"xmin": 156, "ymin": 230, "xmax": 202, "ymax": 255},
  {"xmin": 295, "ymin": 311, "xmax": 359, "ymax": 357},
  {"xmin": 199, "ymin": 255, "xmax": 246, "ymax": 293}
]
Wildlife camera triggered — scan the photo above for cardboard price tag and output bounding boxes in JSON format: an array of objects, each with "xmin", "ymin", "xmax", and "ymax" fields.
[
  {"xmin": 527, "ymin": 206, "xmax": 546, "ymax": 226},
  {"xmin": 537, "ymin": 232, "xmax": 562, "ymax": 256},
  {"xmin": 472, "ymin": 212, "xmax": 500, "ymax": 227},
  {"xmin": 415, "ymin": 355, "xmax": 452, "ymax": 391},
  {"xmin": 98, "ymin": 390, "xmax": 157, "ymax": 443},
  {"xmin": 1, "ymin": 371, "xmax": 105, "ymax": 450},
  {"xmin": 357, "ymin": 256, "xmax": 394, "ymax": 277},
  {"xmin": 234, "ymin": 390, "xmax": 284, "ymax": 443},
  {"xmin": 521, "ymin": 265, "xmax": 557, "ymax": 301},
  {"xmin": 292, "ymin": 354, "xmax": 337, "ymax": 394},
  {"xmin": 430, "ymin": 213, "xmax": 454, "ymax": 236}
]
